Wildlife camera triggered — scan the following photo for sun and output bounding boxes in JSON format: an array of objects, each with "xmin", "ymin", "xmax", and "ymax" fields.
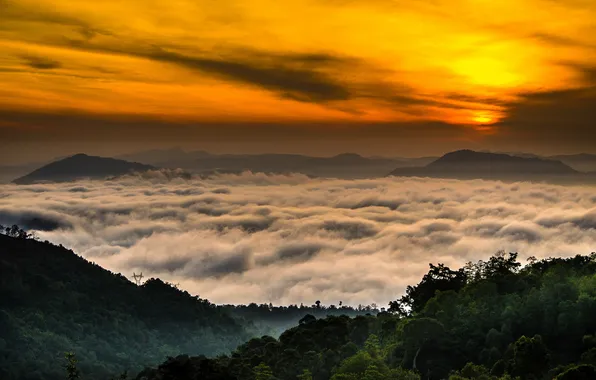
[
  {"xmin": 470, "ymin": 111, "xmax": 499, "ymax": 125},
  {"xmin": 473, "ymin": 115, "xmax": 494, "ymax": 124}
]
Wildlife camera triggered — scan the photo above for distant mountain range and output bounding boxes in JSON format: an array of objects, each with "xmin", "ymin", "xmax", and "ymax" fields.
[
  {"xmin": 117, "ymin": 149, "xmax": 436, "ymax": 179},
  {"xmin": 484, "ymin": 151, "xmax": 596, "ymax": 172},
  {"xmin": 389, "ymin": 150, "xmax": 596, "ymax": 183},
  {"xmin": 12, "ymin": 154, "xmax": 155, "ymax": 184},
  {"xmin": 0, "ymin": 162, "xmax": 45, "ymax": 184},
  {"xmin": 6, "ymin": 149, "xmax": 596, "ymax": 185},
  {"xmin": 548, "ymin": 154, "xmax": 596, "ymax": 172}
]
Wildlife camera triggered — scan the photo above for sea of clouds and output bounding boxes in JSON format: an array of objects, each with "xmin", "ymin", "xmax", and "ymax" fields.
[{"xmin": 1, "ymin": 171, "xmax": 596, "ymax": 307}]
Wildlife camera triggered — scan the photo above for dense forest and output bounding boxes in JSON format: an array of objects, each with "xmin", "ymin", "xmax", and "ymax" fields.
[
  {"xmin": 0, "ymin": 226, "xmax": 373, "ymax": 380},
  {"xmin": 2, "ymin": 225, "xmax": 596, "ymax": 379},
  {"xmin": 135, "ymin": 251, "xmax": 596, "ymax": 380}
]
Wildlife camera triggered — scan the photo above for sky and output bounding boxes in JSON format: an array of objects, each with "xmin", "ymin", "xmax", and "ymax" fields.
[
  {"xmin": 1, "ymin": 0, "xmax": 595, "ymax": 162},
  {"xmin": 2, "ymin": 172, "xmax": 596, "ymax": 306}
]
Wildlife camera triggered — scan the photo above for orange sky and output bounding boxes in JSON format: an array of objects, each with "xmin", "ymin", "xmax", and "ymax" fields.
[{"xmin": 0, "ymin": 0, "xmax": 595, "ymax": 159}]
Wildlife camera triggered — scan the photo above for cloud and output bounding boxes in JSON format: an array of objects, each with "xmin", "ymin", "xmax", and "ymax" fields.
[
  {"xmin": 2, "ymin": 174, "xmax": 596, "ymax": 306},
  {"xmin": 320, "ymin": 219, "xmax": 379, "ymax": 240},
  {"xmin": 143, "ymin": 48, "xmax": 352, "ymax": 103},
  {"xmin": 496, "ymin": 222, "xmax": 544, "ymax": 243},
  {"xmin": 21, "ymin": 55, "xmax": 62, "ymax": 70},
  {"xmin": 530, "ymin": 32, "xmax": 595, "ymax": 49},
  {"xmin": 259, "ymin": 241, "xmax": 328, "ymax": 265},
  {"xmin": 492, "ymin": 65, "xmax": 596, "ymax": 152},
  {"xmin": 0, "ymin": 209, "xmax": 72, "ymax": 231}
]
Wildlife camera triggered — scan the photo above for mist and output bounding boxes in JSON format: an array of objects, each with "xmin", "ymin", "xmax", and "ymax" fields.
[{"xmin": 2, "ymin": 171, "xmax": 595, "ymax": 306}]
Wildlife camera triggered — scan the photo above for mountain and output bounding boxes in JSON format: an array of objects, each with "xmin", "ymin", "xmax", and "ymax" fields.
[
  {"xmin": 117, "ymin": 147, "xmax": 212, "ymax": 166},
  {"xmin": 114, "ymin": 148, "xmax": 435, "ymax": 179},
  {"xmin": 12, "ymin": 154, "xmax": 156, "ymax": 184},
  {"xmin": 0, "ymin": 231, "xmax": 373, "ymax": 380},
  {"xmin": 0, "ymin": 162, "xmax": 44, "ymax": 184},
  {"xmin": 480, "ymin": 151, "xmax": 596, "ymax": 172},
  {"xmin": 549, "ymin": 153, "xmax": 596, "ymax": 172},
  {"xmin": 389, "ymin": 150, "xmax": 586, "ymax": 182},
  {"xmin": 0, "ymin": 232, "xmax": 250, "ymax": 379}
]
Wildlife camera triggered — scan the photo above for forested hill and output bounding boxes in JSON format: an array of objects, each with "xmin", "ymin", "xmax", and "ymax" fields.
[
  {"xmin": 0, "ymin": 229, "xmax": 375, "ymax": 380},
  {"xmin": 138, "ymin": 252, "xmax": 596, "ymax": 380},
  {"xmin": 0, "ymin": 232, "xmax": 250, "ymax": 379}
]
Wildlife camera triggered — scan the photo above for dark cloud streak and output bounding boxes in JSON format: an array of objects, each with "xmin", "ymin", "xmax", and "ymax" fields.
[
  {"xmin": 146, "ymin": 48, "xmax": 352, "ymax": 102},
  {"xmin": 21, "ymin": 55, "xmax": 62, "ymax": 70}
]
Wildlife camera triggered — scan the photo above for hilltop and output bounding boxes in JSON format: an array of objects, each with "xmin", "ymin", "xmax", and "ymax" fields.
[
  {"xmin": 389, "ymin": 150, "xmax": 588, "ymax": 182},
  {"xmin": 12, "ymin": 154, "xmax": 155, "ymax": 184}
]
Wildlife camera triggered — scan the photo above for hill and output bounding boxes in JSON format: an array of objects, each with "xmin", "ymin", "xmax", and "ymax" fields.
[
  {"xmin": 389, "ymin": 150, "xmax": 585, "ymax": 182},
  {"xmin": 2, "ymin": 229, "xmax": 596, "ymax": 379},
  {"xmin": 0, "ymin": 230, "xmax": 373, "ymax": 380},
  {"xmin": 0, "ymin": 162, "xmax": 43, "ymax": 184},
  {"xmin": 115, "ymin": 148, "xmax": 435, "ymax": 179},
  {"xmin": 0, "ymin": 231, "xmax": 251, "ymax": 379},
  {"xmin": 137, "ymin": 252, "xmax": 596, "ymax": 380},
  {"xmin": 549, "ymin": 154, "xmax": 596, "ymax": 172},
  {"xmin": 12, "ymin": 154, "xmax": 156, "ymax": 184}
]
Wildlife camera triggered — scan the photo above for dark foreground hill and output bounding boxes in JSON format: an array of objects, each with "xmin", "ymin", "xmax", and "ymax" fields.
[
  {"xmin": 388, "ymin": 150, "xmax": 594, "ymax": 183},
  {"xmin": 0, "ymin": 231, "xmax": 373, "ymax": 380},
  {"xmin": 12, "ymin": 154, "xmax": 156, "ymax": 184},
  {"xmin": 0, "ymin": 233, "xmax": 250, "ymax": 379}
]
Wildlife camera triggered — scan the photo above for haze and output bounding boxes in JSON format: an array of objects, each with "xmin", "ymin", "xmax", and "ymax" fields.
[{"xmin": 2, "ymin": 172, "xmax": 595, "ymax": 306}]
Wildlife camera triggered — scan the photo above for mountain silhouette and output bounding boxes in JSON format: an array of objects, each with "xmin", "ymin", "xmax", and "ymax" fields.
[
  {"xmin": 549, "ymin": 153, "xmax": 596, "ymax": 172},
  {"xmin": 12, "ymin": 154, "xmax": 155, "ymax": 184},
  {"xmin": 114, "ymin": 148, "xmax": 436, "ymax": 179},
  {"xmin": 389, "ymin": 150, "xmax": 583, "ymax": 181}
]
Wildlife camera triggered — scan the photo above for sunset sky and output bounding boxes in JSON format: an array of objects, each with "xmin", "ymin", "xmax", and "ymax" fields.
[{"xmin": 1, "ymin": 0, "xmax": 595, "ymax": 162}]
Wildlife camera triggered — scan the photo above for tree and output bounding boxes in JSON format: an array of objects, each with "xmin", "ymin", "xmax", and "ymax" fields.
[
  {"xmin": 297, "ymin": 369, "xmax": 313, "ymax": 380},
  {"xmin": 510, "ymin": 335, "xmax": 549, "ymax": 379},
  {"xmin": 363, "ymin": 364, "xmax": 386, "ymax": 380},
  {"xmin": 390, "ymin": 263, "xmax": 467, "ymax": 315},
  {"xmin": 555, "ymin": 365, "xmax": 596, "ymax": 379},
  {"xmin": 253, "ymin": 362, "xmax": 274, "ymax": 380},
  {"xmin": 388, "ymin": 368, "xmax": 421, "ymax": 380},
  {"xmin": 64, "ymin": 352, "xmax": 80, "ymax": 380},
  {"xmin": 110, "ymin": 371, "xmax": 128, "ymax": 380},
  {"xmin": 364, "ymin": 335, "xmax": 382, "ymax": 358},
  {"xmin": 299, "ymin": 314, "xmax": 317, "ymax": 325},
  {"xmin": 399, "ymin": 318, "xmax": 445, "ymax": 370}
]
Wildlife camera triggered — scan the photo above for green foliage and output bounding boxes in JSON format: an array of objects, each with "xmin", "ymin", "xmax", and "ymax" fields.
[
  {"xmin": 387, "ymin": 368, "xmax": 421, "ymax": 380},
  {"xmin": 253, "ymin": 363, "xmax": 274, "ymax": 380},
  {"xmin": 5, "ymin": 230, "xmax": 596, "ymax": 380},
  {"xmin": 510, "ymin": 335, "xmax": 549, "ymax": 378},
  {"xmin": 0, "ymin": 233, "xmax": 251, "ymax": 379},
  {"xmin": 297, "ymin": 369, "xmax": 313, "ymax": 380},
  {"xmin": 0, "ymin": 232, "xmax": 373, "ymax": 380},
  {"xmin": 64, "ymin": 352, "xmax": 80, "ymax": 380},
  {"xmin": 389, "ymin": 263, "xmax": 467, "ymax": 316},
  {"xmin": 130, "ymin": 251, "xmax": 596, "ymax": 380},
  {"xmin": 554, "ymin": 364, "xmax": 596, "ymax": 379}
]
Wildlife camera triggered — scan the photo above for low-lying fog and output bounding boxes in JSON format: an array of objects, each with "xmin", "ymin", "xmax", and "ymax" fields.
[{"xmin": 2, "ymin": 171, "xmax": 596, "ymax": 306}]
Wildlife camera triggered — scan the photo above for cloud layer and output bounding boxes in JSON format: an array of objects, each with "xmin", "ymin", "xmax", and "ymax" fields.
[{"xmin": 1, "ymin": 173, "xmax": 596, "ymax": 306}]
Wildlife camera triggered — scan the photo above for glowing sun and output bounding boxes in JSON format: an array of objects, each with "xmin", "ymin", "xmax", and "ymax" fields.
[{"xmin": 471, "ymin": 111, "xmax": 499, "ymax": 125}]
